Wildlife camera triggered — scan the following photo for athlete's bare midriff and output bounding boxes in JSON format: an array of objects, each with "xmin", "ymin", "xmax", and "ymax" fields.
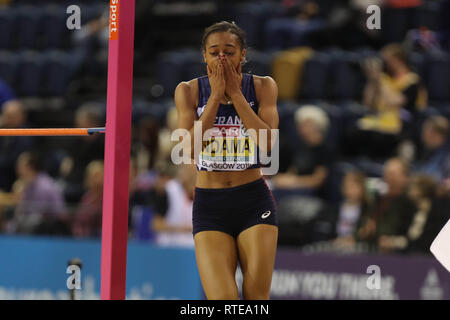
[{"xmin": 196, "ymin": 168, "xmax": 262, "ymax": 188}]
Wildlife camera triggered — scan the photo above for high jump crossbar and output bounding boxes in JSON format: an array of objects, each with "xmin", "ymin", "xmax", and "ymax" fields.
[{"xmin": 0, "ymin": 128, "xmax": 105, "ymax": 136}]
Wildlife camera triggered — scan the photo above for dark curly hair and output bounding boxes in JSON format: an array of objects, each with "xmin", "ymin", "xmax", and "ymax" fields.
[{"xmin": 201, "ymin": 21, "xmax": 247, "ymax": 52}]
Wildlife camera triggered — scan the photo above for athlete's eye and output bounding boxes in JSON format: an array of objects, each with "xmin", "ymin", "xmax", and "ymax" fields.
[
  {"xmin": 209, "ymin": 52, "xmax": 219, "ymax": 56},
  {"xmin": 225, "ymin": 52, "xmax": 234, "ymax": 56}
]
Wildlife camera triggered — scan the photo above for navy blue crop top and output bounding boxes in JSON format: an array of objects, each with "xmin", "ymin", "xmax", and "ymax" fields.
[{"xmin": 195, "ymin": 73, "xmax": 261, "ymax": 172}]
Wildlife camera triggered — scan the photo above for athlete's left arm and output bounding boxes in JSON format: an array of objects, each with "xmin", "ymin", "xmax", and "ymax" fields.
[{"xmin": 229, "ymin": 76, "xmax": 279, "ymax": 153}]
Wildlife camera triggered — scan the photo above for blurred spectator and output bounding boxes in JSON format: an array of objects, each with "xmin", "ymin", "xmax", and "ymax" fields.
[
  {"xmin": 314, "ymin": 0, "xmax": 383, "ymax": 49},
  {"xmin": 362, "ymin": 43, "xmax": 427, "ymax": 119},
  {"xmin": 133, "ymin": 107, "xmax": 179, "ymax": 177},
  {"xmin": 0, "ymin": 79, "xmax": 15, "ymax": 110},
  {"xmin": 357, "ymin": 158, "xmax": 416, "ymax": 251},
  {"xmin": 72, "ymin": 160, "xmax": 104, "ymax": 238},
  {"xmin": 0, "ymin": 100, "xmax": 34, "ymax": 192},
  {"xmin": 158, "ymin": 106, "xmax": 179, "ymax": 165},
  {"xmin": 129, "ymin": 157, "xmax": 149, "ymax": 207},
  {"xmin": 7, "ymin": 152, "xmax": 66, "ymax": 234},
  {"xmin": 72, "ymin": 10, "xmax": 109, "ymax": 47},
  {"xmin": 60, "ymin": 103, "xmax": 105, "ymax": 203},
  {"xmin": 133, "ymin": 117, "xmax": 161, "ymax": 174},
  {"xmin": 378, "ymin": 174, "xmax": 447, "ymax": 255},
  {"xmin": 329, "ymin": 171, "xmax": 372, "ymax": 250},
  {"xmin": 128, "ymin": 156, "xmax": 161, "ymax": 233},
  {"xmin": 151, "ymin": 163, "xmax": 196, "ymax": 247},
  {"xmin": 344, "ymin": 44, "xmax": 427, "ymax": 159},
  {"xmin": 414, "ymin": 116, "xmax": 450, "ymax": 182},
  {"xmin": 404, "ymin": 26, "xmax": 442, "ymax": 54},
  {"xmin": 129, "ymin": 156, "xmax": 170, "ymax": 241},
  {"xmin": 71, "ymin": 9, "xmax": 109, "ymax": 75},
  {"xmin": 273, "ymin": 105, "xmax": 331, "ymax": 192}
]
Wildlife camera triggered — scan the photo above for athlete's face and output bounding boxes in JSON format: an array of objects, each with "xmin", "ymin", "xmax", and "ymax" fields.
[{"xmin": 203, "ymin": 31, "xmax": 246, "ymax": 73}]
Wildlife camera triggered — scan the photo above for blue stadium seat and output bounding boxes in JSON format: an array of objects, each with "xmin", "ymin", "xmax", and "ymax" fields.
[
  {"xmin": 181, "ymin": 49, "xmax": 205, "ymax": 81},
  {"xmin": 265, "ymin": 18, "xmax": 326, "ymax": 50},
  {"xmin": 42, "ymin": 51, "xmax": 72, "ymax": 97},
  {"xmin": 157, "ymin": 52, "xmax": 184, "ymax": 98},
  {"xmin": 234, "ymin": 1, "xmax": 284, "ymax": 49},
  {"xmin": 15, "ymin": 6, "xmax": 43, "ymax": 49},
  {"xmin": 417, "ymin": 1, "xmax": 441, "ymax": 31},
  {"xmin": 157, "ymin": 49, "xmax": 204, "ymax": 98},
  {"xmin": 328, "ymin": 51, "xmax": 365, "ymax": 102},
  {"xmin": 17, "ymin": 51, "xmax": 45, "ymax": 97},
  {"xmin": 132, "ymin": 101, "xmax": 168, "ymax": 125},
  {"xmin": 277, "ymin": 101, "xmax": 299, "ymax": 137},
  {"xmin": 0, "ymin": 9, "xmax": 16, "ymax": 50},
  {"xmin": 409, "ymin": 52, "xmax": 426, "ymax": 79},
  {"xmin": 79, "ymin": 3, "xmax": 106, "ymax": 25},
  {"xmin": 41, "ymin": 5, "xmax": 69, "ymax": 49},
  {"xmin": 288, "ymin": 19, "xmax": 327, "ymax": 48},
  {"xmin": 299, "ymin": 53, "xmax": 330, "ymax": 101},
  {"xmin": 264, "ymin": 18, "xmax": 294, "ymax": 51},
  {"xmin": 243, "ymin": 50, "xmax": 274, "ymax": 76},
  {"xmin": 0, "ymin": 51, "xmax": 19, "ymax": 87},
  {"xmin": 424, "ymin": 53, "xmax": 450, "ymax": 103},
  {"xmin": 234, "ymin": 3, "xmax": 266, "ymax": 49},
  {"xmin": 381, "ymin": 8, "xmax": 410, "ymax": 43},
  {"xmin": 183, "ymin": 61, "xmax": 206, "ymax": 82}
]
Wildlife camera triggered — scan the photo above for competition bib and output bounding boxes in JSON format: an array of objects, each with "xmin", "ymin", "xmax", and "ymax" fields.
[{"xmin": 197, "ymin": 116, "xmax": 258, "ymax": 171}]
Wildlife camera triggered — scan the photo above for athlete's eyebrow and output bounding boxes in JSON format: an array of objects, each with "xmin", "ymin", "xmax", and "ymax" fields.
[{"xmin": 208, "ymin": 44, "xmax": 236, "ymax": 49}]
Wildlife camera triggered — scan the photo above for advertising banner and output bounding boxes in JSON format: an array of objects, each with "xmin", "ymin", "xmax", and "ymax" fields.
[
  {"xmin": 262, "ymin": 249, "xmax": 450, "ymax": 300},
  {"xmin": 1, "ymin": 236, "xmax": 449, "ymax": 300},
  {"xmin": 0, "ymin": 236, "xmax": 202, "ymax": 300}
]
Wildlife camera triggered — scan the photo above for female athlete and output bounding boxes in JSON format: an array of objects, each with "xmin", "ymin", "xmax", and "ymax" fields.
[{"xmin": 174, "ymin": 21, "xmax": 279, "ymax": 300}]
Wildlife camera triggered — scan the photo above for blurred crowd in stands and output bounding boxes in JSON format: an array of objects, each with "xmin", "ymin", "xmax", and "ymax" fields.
[{"xmin": 0, "ymin": 0, "xmax": 449, "ymax": 256}]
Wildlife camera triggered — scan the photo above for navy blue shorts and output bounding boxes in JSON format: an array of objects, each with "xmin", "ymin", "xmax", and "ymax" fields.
[{"xmin": 192, "ymin": 178, "xmax": 278, "ymax": 238}]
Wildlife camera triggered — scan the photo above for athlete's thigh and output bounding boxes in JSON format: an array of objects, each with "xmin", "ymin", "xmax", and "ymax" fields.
[
  {"xmin": 236, "ymin": 225, "xmax": 278, "ymax": 289},
  {"xmin": 194, "ymin": 230, "xmax": 239, "ymax": 299}
]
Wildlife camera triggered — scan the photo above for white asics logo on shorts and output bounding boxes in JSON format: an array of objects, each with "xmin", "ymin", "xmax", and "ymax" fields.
[{"xmin": 261, "ymin": 211, "xmax": 271, "ymax": 219}]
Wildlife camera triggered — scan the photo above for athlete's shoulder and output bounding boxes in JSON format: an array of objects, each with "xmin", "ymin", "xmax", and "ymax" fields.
[
  {"xmin": 175, "ymin": 78, "xmax": 198, "ymax": 94},
  {"xmin": 175, "ymin": 78, "xmax": 200, "ymax": 107},
  {"xmin": 251, "ymin": 75, "xmax": 278, "ymax": 101},
  {"xmin": 251, "ymin": 74, "xmax": 277, "ymax": 90}
]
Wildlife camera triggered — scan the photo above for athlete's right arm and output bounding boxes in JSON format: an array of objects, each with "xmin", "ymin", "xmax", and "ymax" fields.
[
  {"xmin": 174, "ymin": 81, "xmax": 221, "ymax": 160},
  {"xmin": 174, "ymin": 59, "xmax": 226, "ymax": 160}
]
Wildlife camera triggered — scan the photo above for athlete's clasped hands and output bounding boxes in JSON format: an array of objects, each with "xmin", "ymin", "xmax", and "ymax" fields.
[{"xmin": 207, "ymin": 54, "xmax": 243, "ymax": 102}]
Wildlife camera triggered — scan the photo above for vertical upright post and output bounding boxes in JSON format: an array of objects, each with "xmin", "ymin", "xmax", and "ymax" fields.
[{"xmin": 101, "ymin": 0, "xmax": 135, "ymax": 300}]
